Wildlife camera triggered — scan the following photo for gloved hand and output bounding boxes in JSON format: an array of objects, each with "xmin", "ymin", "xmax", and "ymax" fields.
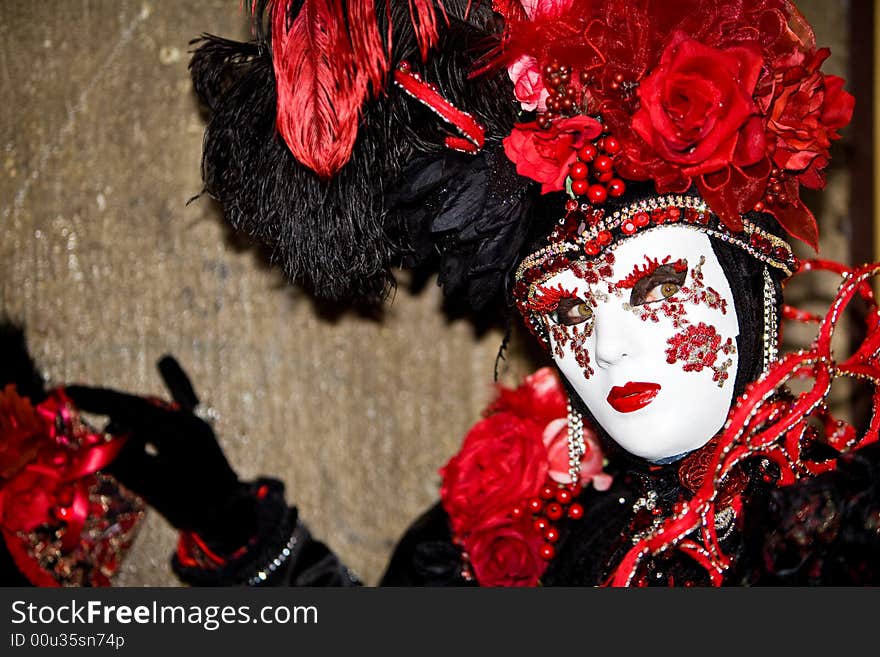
[{"xmin": 65, "ymin": 357, "xmax": 257, "ymax": 553}]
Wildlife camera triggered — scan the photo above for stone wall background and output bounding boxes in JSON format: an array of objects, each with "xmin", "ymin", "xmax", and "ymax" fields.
[{"xmin": 0, "ymin": 1, "xmax": 855, "ymax": 585}]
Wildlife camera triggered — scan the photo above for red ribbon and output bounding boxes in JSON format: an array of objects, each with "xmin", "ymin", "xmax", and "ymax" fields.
[{"xmin": 394, "ymin": 64, "xmax": 485, "ymax": 154}]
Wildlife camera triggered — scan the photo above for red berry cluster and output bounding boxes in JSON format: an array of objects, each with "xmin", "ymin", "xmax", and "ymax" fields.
[
  {"xmin": 537, "ymin": 60, "xmax": 577, "ymax": 128},
  {"xmin": 754, "ymin": 168, "xmax": 794, "ymax": 211},
  {"xmin": 511, "ymin": 483, "xmax": 584, "ymax": 561},
  {"xmin": 567, "ymin": 135, "xmax": 626, "ymax": 205}
]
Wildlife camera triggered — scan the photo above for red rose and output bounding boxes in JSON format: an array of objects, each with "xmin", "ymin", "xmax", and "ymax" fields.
[
  {"xmin": 633, "ymin": 34, "xmax": 764, "ymax": 178},
  {"xmin": 440, "ymin": 412, "xmax": 549, "ymax": 536},
  {"xmin": 765, "ymin": 49, "xmax": 854, "ymax": 190},
  {"xmin": 543, "ymin": 417, "xmax": 612, "ymax": 491},
  {"xmin": 503, "ymin": 115, "xmax": 603, "ymax": 193},
  {"xmin": 488, "ymin": 366, "xmax": 567, "ymax": 426},
  {"xmin": 508, "ymin": 55, "xmax": 548, "ymax": 112},
  {"xmin": 463, "ymin": 519, "xmax": 545, "ymax": 586}
]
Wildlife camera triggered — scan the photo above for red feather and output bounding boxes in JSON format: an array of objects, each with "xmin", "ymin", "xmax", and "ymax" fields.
[{"xmin": 270, "ymin": 0, "xmax": 446, "ymax": 179}]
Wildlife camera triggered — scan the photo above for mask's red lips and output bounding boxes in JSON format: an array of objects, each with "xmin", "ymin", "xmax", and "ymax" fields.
[{"xmin": 606, "ymin": 382, "xmax": 661, "ymax": 413}]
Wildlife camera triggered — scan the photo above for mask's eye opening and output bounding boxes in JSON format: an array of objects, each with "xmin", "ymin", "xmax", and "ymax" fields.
[
  {"xmin": 630, "ymin": 264, "xmax": 687, "ymax": 306},
  {"xmin": 549, "ymin": 297, "xmax": 594, "ymax": 326}
]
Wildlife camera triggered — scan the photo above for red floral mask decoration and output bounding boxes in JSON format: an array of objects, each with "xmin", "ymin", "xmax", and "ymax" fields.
[
  {"xmin": 496, "ymin": 0, "xmax": 854, "ymax": 250},
  {"xmin": 440, "ymin": 367, "xmax": 611, "ymax": 586}
]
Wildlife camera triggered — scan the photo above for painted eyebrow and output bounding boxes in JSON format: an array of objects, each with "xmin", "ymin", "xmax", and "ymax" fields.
[
  {"xmin": 615, "ymin": 256, "xmax": 687, "ymax": 290},
  {"xmin": 527, "ymin": 283, "xmax": 581, "ymax": 313}
]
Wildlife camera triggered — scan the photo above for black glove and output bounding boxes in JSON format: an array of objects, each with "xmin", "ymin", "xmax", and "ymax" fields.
[{"xmin": 65, "ymin": 357, "xmax": 256, "ymax": 553}]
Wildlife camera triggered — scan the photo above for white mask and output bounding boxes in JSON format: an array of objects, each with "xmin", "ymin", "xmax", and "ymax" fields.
[{"xmin": 537, "ymin": 226, "xmax": 740, "ymax": 462}]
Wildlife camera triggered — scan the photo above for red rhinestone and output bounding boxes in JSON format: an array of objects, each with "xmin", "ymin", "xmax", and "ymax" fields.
[
  {"xmin": 539, "ymin": 544, "xmax": 557, "ymax": 560},
  {"xmin": 540, "ymin": 485, "xmax": 556, "ymax": 500},
  {"xmin": 584, "ymin": 240, "xmax": 600, "ymax": 256},
  {"xmin": 587, "ymin": 184, "xmax": 607, "ymax": 204},
  {"xmin": 773, "ymin": 246, "xmax": 788, "ymax": 261},
  {"xmin": 569, "ymin": 161, "xmax": 589, "ymax": 180},
  {"xmin": 668, "ymin": 207, "xmax": 681, "ymax": 221},
  {"xmin": 567, "ymin": 503, "xmax": 584, "ymax": 519},
  {"xmin": 682, "ymin": 208, "xmax": 696, "ymax": 223},
  {"xmin": 593, "ymin": 155, "xmax": 613, "ymax": 173},
  {"xmin": 597, "ymin": 230, "xmax": 612, "ymax": 245},
  {"xmin": 571, "ymin": 179, "xmax": 589, "ymax": 196},
  {"xmin": 511, "ymin": 506, "xmax": 524, "ymax": 519},
  {"xmin": 544, "ymin": 527, "xmax": 560, "ymax": 543},
  {"xmin": 577, "ymin": 144, "xmax": 597, "ymax": 162},
  {"xmin": 546, "ymin": 502, "xmax": 564, "ymax": 520},
  {"xmin": 527, "ymin": 498, "xmax": 543, "ymax": 513},
  {"xmin": 633, "ymin": 211, "xmax": 650, "ymax": 228},
  {"xmin": 621, "ymin": 220, "xmax": 637, "ymax": 235},
  {"xmin": 565, "ymin": 199, "xmax": 579, "ymax": 212},
  {"xmin": 555, "ymin": 488, "xmax": 572, "ymax": 505},
  {"xmin": 607, "ymin": 178, "xmax": 625, "ymax": 197},
  {"xmin": 533, "ymin": 518, "xmax": 549, "ymax": 533},
  {"xmin": 603, "ymin": 136, "xmax": 621, "ymax": 154}
]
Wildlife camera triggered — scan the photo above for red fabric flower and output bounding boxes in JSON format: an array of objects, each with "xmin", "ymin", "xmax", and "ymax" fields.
[
  {"xmin": 463, "ymin": 519, "xmax": 545, "ymax": 586},
  {"xmin": 488, "ymin": 366, "xmax": 568, "ymax": 425},
  {"xmin": 765, "ymin": 49, "xmax": 855, "ymax": 190},
  {"xmin": 440, "ymin": 413, "xmax": 549, "ymax": 536},
  {"xmin": 440, "ymin": 367, "xmax": 614, "ymax": 585},
  {"xmin": 503, "ymin": 116, "xmax": 603, "ymax": 193},
  {"xmin": 543, "ymin": 417, "xmax": 612, "ymax": 490},
  {"xmin": 633, "ymin": 35, "xmax": 764, "ymax": 177},
  {"xmin": 508, "ymin": 55, "xmax": 548, "ymax": 112},
  {"xmin": 520, "ymin": 0, "xmax": 575, "ymax": 20}
]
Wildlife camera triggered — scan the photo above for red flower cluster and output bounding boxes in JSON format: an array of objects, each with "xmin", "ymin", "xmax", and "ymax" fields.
[
  {"xmin": 440, "ymin": 367, "xmax": 610, "ymax": 586},
  {"xmin": 496, "ymin": 0, "xmax": 854, "ymax": 249}
]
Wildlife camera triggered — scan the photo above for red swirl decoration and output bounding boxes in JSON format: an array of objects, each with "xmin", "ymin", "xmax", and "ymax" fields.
[{"xmin": 608, "ymin": 260, "xmax": 880, "ymax": 586}]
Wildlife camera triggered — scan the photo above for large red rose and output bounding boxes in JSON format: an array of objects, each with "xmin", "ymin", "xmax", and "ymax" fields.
[
  {"xmin": 463, "ymin": 519, "xmax": 545, "ymax": 586},
  {"xmin": 765, "ymin": 49, "xmax": 854, "ymax": 190},
  {"xmin": 632, "ymin": 34, "xmax": 764, "ymax": 178},
  {"xmin": 503, "ymin": 115, "xmax": 603, "ymax": 193},
  {"xmin": 440, "ymin": 412, "xmax": 549, "ymax": 536}
]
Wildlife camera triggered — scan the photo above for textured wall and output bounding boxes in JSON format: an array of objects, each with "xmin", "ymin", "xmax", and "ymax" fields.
[{"xmin": 0, "ymin": 1, "xmax": 853, "ymax": 585}]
